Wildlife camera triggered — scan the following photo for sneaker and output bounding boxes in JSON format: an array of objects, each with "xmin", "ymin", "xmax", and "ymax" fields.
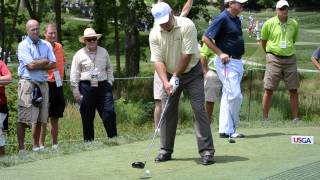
[
  {"xmin": 18, "ymin": 149, "xmax": 27, "ymax": 155},
  {"xmin": 52, "ymin": 144, "xmax": 59, "ymax": 150},
  {"xmin": 201, "ymin": 155, "xmax": 214, "ymax": 165},
  {"xmin": 39, "ymin": 146, "xmax": 45, "ymax": 151},
  {"xmin": 230, "ymin": 133, "xmax": 245, "ymax": 138},
  {"xmin": 32, "ymin": 147, "xmax": 40, "ymax": 152},
  {"xmin": 293, "ymin": 117, "xmax": 299, "ymax": 124}
]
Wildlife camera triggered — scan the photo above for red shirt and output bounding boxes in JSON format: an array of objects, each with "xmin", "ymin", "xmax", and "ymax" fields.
[
  {"xmin": 48, "ymin": 42, "xmax": 66, "ymax": 81},
  {"xmin": 0, "ymin": 60, "xmax": 10, "ymax": 105}
]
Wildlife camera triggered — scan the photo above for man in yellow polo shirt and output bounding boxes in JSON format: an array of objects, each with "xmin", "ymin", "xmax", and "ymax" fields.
[
  {"xmin": 261, "ymin": 0, "xmax": 299, "ymax": 123},
  {"xmin": 149, "ymin": 2, "xmax": 214, "ymax": 165}
]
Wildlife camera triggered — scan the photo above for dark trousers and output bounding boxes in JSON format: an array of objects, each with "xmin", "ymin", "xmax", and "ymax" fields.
[{"xmin": 79, "ymin": 81, "xmax": 117, "ymax": 141}]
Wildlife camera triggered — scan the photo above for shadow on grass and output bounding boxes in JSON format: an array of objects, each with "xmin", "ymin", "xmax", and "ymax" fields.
[
  {"xmin": 172, "ymin": 155, "xmax": 249, "ymax": 165},
  {"xmin": 245, "ymin": 132, "xmax": 294, "ymax": 138}
]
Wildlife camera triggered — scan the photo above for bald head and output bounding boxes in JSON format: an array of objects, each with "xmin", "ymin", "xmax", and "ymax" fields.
[{"xmin": 26, "ymin": 19, "xmax": 40, "ymax": 41}]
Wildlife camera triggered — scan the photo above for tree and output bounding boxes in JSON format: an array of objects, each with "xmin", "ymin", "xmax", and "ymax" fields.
[{"xmin": 54, "ymin": 0, "xmax": 62, "ymax": 43}]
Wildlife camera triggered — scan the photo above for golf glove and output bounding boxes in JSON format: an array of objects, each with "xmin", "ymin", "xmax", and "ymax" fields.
[{"xmin": 169, "ymin": 76, "xmax": 179, "ymax": 94}]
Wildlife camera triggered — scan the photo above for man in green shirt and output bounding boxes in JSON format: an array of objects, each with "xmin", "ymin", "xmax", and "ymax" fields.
[
  {"xmin": 260, "ymin": 0, "xmax": 299, "ymax": 123},
  {"xmin": 200, "ymin": 43, "xmax": 222, "ymax": 123}
]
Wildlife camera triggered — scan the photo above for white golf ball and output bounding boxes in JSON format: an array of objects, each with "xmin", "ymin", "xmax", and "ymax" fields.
[{"xmin": 145, "ymin": 169, "xmax": 150, "ymax": 175}]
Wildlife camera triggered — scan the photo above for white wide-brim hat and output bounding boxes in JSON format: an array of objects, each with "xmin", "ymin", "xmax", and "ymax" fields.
[{"xmin": 79, "ymin": 28, "xmax": 102, "ymax": 43}]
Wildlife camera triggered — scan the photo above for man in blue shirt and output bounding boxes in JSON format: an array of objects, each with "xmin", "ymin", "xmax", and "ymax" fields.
[
  {"xmin": 202, "ymin": 0, "xmax": 247, "ymax": 139},
  {"xmin": 17, "ymin": 19, "xmax": 56, "ymax": 153}
]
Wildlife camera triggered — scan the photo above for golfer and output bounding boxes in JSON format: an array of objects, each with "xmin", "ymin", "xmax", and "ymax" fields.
[
  {"xmin": 202, "ymin": 0, "xmax": 247, "ymax": 138},
  {"xmin": 261, "ymin": 0, "xmax": 299, "ymax": 122},
  {"xmin": 149, "ymin": 2, "xmax": 215, "ymax": 165}
]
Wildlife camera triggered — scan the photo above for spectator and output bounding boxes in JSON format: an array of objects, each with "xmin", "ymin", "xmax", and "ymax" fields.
[
  {"xmin": 202, "ymin": 0, "xmax": 247, "ymax": 138},
  {"xmin": 261, "ymin": 0, "xmax": 300, "ymax": 123},
  {"xmin": 0, "ymin": 60, "xmax": 12, "ymax": 156},
  {"xmin": 199, "ymin": 43, "xmax": 222, "ymax": 123},
  {"xmin": 39, "ymin": 24, "xmax": 66, "ymax": 150},
  {"xmin": 70, "ymin": 28, "xmax": 117, "ymax": 141},
  {"xmin": 17, "ymin": 19, "xmax": 56, "ymax": 153}
]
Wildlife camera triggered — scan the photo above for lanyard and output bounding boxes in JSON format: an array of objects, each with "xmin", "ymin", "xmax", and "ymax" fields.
[{"xmin": 281, "ymin": 23, "xmax": 287, "ymax": 41}]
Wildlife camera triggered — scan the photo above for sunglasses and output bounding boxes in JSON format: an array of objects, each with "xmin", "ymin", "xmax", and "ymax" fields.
[
  {"xmin": 279, "ymin": 6, "xmax": 288, "ymax": 11},
  {"xmin": 85, "ymin": 38, "xmax": 97, "ymax": 42}
]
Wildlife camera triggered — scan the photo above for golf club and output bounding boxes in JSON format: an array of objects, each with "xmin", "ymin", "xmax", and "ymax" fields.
[{"xmin": 132, "ymin": 97, "xmax": 170, "ymax": 169}]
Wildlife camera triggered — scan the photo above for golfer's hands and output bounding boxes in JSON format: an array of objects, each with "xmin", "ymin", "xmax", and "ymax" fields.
[
  {"xmin": 165, "ymin": 76, "xmax": 179, "ymax": 95},
  {"xmin": 219, "ymin": 53, "xmax": 230, "ymax": 64}
]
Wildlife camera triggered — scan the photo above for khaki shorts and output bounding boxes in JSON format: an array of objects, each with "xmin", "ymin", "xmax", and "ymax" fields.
[
  {"xmin": 18, "ymin": 80, "xmax": 49, "ymax": 125},
  {"xmin": 153, "ymin": 71, "xmax": 164, "ymax": 100},
  {"xmin": 264, "ymin": 53, "xmax": 300, "ymax": 90},
  {"xmin": 204, "ymin": 70, "xmax": 222, "ymax": 102}
]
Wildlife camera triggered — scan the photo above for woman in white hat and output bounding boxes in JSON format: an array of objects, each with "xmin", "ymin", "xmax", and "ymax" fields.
[{"xmin": 70, "ymin": 27, "xmax": 117, "ymax": 141}]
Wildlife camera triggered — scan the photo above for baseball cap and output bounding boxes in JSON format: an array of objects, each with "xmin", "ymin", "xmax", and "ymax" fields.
[
  {"xmin": 151, "ymin": 2, "xmax": 172, "ymax": 25},
  {"xmin": 276, "ymin": 0, "xmax": 289, "ymax": 8},
  {"xmin": 224, "ymin": 0, "xmax": 248, "ymax": 3}
]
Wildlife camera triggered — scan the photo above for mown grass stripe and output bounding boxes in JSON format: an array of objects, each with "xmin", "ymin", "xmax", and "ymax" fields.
[{"xmin": 263, "ymin": 161, "xmax": 320, "ymax": 180}]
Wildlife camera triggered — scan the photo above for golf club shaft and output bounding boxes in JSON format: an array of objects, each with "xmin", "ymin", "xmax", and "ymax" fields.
[{"xmin": 144, "ymin": 97, "xmax": 170, "ymax": 164}]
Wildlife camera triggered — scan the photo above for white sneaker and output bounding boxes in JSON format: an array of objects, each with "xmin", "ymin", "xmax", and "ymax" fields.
[
  {"xmin": 18, "ymin": 149, "xmax": 27, "ymax": 155},
  {"xmin": 155, "ymin": 128, "xmax": 160, "ymax": 134},
  {"xmin": 39, "ymin": 146, "xmax": 45, "ymax": 151},
  {"xmin": 293, "ymin": 117, "xmax": 299, "ymax": 124},
  {"xmin": 230, "ymin": 133, "xmax": 245, "ymax": 138},
  {"xmin": 52, "ymin": 144, "xmax": 59, "ymax": 150},
  {"xmin": 32, "ymin": 147, "xmax": 40, "ymax": 152}
]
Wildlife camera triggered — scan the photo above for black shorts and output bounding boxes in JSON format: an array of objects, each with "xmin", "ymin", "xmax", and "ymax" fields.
[
  {"xmin": 48, "ymin": 82, "xmax": 65, "ymax": 118},
  {"xmin": 0, "ymin": 104, "xmax": 8, "ymax": 131}
]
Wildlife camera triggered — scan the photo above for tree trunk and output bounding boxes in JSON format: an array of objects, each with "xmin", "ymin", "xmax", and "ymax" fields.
[
  {"xmin": 54, "ymin": 0, "xmax": 62, "ymax": 43},
  {"xmin": 125, "ymin": 7, "xmax": 140, "ymax": 77},
  {"xmin": 37, "ymin": 0, "xmax": 45, "ymax": 22},
  {"xmin": 24, "ymin": 0, "xmax": 37, "ymax": 20},
  {"xmin": 5, "ymin": 0, "xmax": 21, "ymax": 54},
  {"xmin": 114, "ymin": 4, "xmax": 121, "ymax": 97}
]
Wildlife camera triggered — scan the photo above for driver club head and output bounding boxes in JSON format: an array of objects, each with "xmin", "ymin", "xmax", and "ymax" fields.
[{"xmin": 132, "ymin": 161, "xmax": 146, "ymax": 169}]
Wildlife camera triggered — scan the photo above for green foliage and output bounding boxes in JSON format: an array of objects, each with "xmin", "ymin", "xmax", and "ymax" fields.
[{"xmin": 115, "ymin": 98, "xmax": 153, "ymax": 125}]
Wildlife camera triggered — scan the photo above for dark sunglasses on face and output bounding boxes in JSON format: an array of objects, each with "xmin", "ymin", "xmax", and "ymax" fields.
[
  {"xmin": 279, "ymin": 6, "xmax": 288, "ymax": 11},
  {"xmin": 85, "ymin": 38, "xmax": 97, "ymax": 42}
]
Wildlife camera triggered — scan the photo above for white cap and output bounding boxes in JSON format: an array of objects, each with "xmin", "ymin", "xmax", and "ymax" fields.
[
  {"xmin": 224, "ymin": 0, "xmax": 248, "ymax": 3},
  {"xmin": 276, "ymin": 0, "xmax": 289, "ymax": 8},
  {"xmin": 151, "ymin": 2, "xmax": 172, "ymax": 25}
]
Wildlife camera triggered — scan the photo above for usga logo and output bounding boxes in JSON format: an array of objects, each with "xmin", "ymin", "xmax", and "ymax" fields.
[{"xmin": 291, "ymin": 136, "xmax": 314, "ymax": 144}]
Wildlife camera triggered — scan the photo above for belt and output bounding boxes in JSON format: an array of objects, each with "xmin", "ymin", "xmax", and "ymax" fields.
[
  {"xmin": 230, "ymin": 55, "xmax": 242, "ymax": 60},
  {"xmin": 80, "ymin": 80, "xmax": 109, "ymax": 85},
  {"xmin": 19, "ymin": 77, "xmax": 46, "ymax": 84},
  {"xmin": 266, "ymin": 52, "xmax": 293, "ymax": 58}
]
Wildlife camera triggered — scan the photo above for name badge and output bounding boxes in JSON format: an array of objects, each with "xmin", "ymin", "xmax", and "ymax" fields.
[
  {"xmin": 90, "ymin": 74, "xmax": 98, "ymax": 87},
  {"xmin": 53, "ymin": 70, "xmax": 62, "ymax": 87},
  {"xmin": 280, "ymin": 40, "xmax": 286, "ymax": 49}
]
